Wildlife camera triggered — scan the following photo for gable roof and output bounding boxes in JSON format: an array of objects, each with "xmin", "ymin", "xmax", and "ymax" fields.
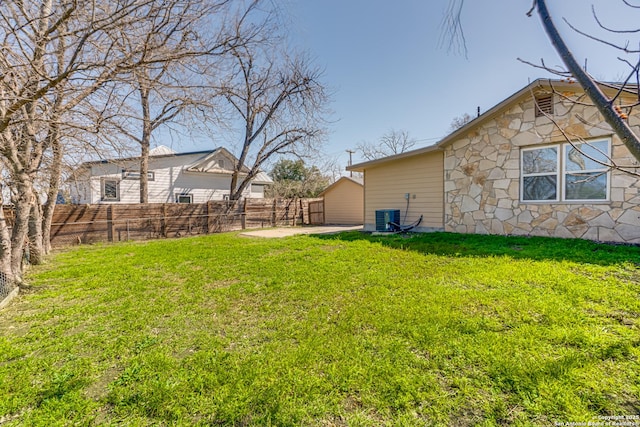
[
  {"xmin": 77, "ymin": 147, "xmax": 214, "ymax": 168},
  {"xmin": 319, "ymin": 176, "xmax": 363, "ymax": 196},
  {"xmin": 348, "ymin": 78, "xmax": 630, "ymax": 171},
  {"xmin": 149, "ymin": 145, "xmax": 177, "ymax": 156},
  {"xmin": 183, "ymin": 148, "xmax": 273, "ymax": 184},
  {"xmin": 72, "ymin": 145, "xmax": 273, "ymax": 183},
  {"xmin": 252, "ymin": 171, "xmax": 274, "ymax": 185},
  {"xmin": 185, "ymin": 147, "xmax": 247, "ymax": 174}
]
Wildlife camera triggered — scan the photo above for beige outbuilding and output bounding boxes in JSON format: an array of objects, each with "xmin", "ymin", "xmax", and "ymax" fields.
[
  {"xmin": 348, "ymin": 150, "xmax": 444, "ymax": 232},
  {"xmin": 319, "ymin": 176, "xmax": 364, "ymax": 225}
]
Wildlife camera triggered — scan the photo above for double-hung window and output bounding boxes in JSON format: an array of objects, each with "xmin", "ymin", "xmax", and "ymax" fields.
[
  {"xmin": 176, "ymin": 193, "xmax": 193, "ymax": 204},
  {"xmin": 101, "ymin": 179, "xmax": 120, "ymax": 201},
  {"xmin": 522, "ymin": 146, "xmax": 559, "ymax": 201},
  {"xmin": 563, "ymin": 140, "xmax": 609, "ymax": 200},
  {"xmin": 521, "ymin": 139, "xmax": 610, "ymax": 202}
]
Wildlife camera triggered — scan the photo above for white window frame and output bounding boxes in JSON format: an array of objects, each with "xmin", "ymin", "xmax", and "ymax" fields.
[
  {"xmin": 175, "ymin": 193, "xmax": 193, "ymax": 204},
  {"xmin": 520, "ymin": 138, "xmax": 611, "ymax": 203},
  {"xmin": 562, "ymin": 140, "xmax": 611, "ymax": 202},
  {"xmin": 520, "ymin": 145, "xmax": 560, "ymax": 202},
  {"xmin": 101, "ymin": 178, "xmax": 120, "ymax": 201}
]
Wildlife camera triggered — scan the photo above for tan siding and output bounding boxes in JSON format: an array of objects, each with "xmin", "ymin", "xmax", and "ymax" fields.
[
  {"xmin": 364, "ymin": 151, "xmax": 443, "ymax": 231},
  {"xmin": 323, "ymin": 179, "xmax": 363, "ymax": 224}
]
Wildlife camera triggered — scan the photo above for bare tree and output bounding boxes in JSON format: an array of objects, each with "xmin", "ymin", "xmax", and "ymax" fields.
[
  {"xmin": 439, "ymin": 0, "xmax": 468, "ymax": 58},
  {"xmin": 0, "ymin": 0, "xmax": 189, "ymax": 283},
  {"xmin": 529, "ymin": 0, "xmax": 640, "ymax": 162},
  {"xmin": 356, "ymin": 129, "xmax": 417, "ymax": 161},
  {"xmin": 449, "ymin": 113, "xmax": 474, "ymax": 132},
  {"xmin": 107, "ymin": 0, "xmax": 242, "ymax": 203},
  {"xmin": 214, "ymin": 8, "xmax": 330, "ymax": 204},
  {"xmin": 443, "ymin": 0, "xmax": 640, "ymax": 165}
]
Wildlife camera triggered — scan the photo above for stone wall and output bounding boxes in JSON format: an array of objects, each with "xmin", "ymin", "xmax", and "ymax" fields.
[{"xmin": 444, "ymin": 88, "xmax": 640, "ymax": 244}]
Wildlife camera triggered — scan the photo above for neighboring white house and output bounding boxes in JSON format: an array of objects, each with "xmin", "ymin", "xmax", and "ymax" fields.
[{"xmin": 68, "ymin": 146, "xmax": 273, "ymax": 204}]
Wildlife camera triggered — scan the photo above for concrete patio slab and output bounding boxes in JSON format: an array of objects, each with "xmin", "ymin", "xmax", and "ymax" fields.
[{"xmin": 240, "ymin": 225, "xmax": 362, "ymax": 238}]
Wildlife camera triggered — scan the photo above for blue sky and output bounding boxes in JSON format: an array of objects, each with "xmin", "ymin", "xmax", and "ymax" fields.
[
  {"xmin": 284, "ymin": 0, "xmax": 640, "ymax": 171},
  {"xmin": 164, "ymin": 1, "xmax": 639, "ymax": 175}
]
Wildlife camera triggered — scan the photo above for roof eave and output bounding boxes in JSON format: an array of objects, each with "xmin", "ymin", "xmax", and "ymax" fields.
[
  {"xmin": 348, "ymin": 78, "xmax": 610, "ymax": 171},
  {"xmin": 318, "ymin": 176, "xmax": 363, "ymax": 196},
  {"xmin": 78, "ymin": 149, "xmax": 216, "ymax": 168},
  {"xmin": 347, "ymin": 144, "xmax": 443, "ymax": 171}
]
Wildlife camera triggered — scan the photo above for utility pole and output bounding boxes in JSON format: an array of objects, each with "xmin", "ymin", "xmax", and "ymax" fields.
[{"xmin": 346, "ymin": 149, "xmax": 355, "ymax": 177}]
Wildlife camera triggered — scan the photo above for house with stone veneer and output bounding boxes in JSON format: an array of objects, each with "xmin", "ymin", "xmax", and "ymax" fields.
[{"xmin": 347, "ymin": 79, "xmax": 640, "ymax": 244}]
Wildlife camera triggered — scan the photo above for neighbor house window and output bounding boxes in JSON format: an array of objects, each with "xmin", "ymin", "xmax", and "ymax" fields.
[
  {"xmin": 101, "ymin": 179, "xmax": 120, "ymax": 201},
  {"xmin": 175, "ymin": 193, "xmax": 193, "ymax": 204},
  {"xmin": 535, "ymin": 94, "xmax": 554, "ymax": 117},
  {"xmin": 521, "ymin": 139, "xmax": 610, "ymax": 202}
]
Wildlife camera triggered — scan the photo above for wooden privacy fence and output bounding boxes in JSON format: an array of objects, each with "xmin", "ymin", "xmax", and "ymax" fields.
[
  {"xmin": 308, "ymin": 200, "xmax": 324, "ymax": 225},
  {"xmin": 44, "ymin": 198, "xmax": 322, "ymax": 247}
]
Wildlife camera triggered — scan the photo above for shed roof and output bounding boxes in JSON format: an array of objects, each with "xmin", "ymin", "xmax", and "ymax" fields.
[{"xmin": 319, "ymin": 176, "xmax": 363, "ymax": 196}]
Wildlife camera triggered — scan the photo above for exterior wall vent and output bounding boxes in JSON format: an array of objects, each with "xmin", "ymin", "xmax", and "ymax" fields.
[
  {"xmin": 375, "ymin": 209, "xmax": 400, "ymax": 232},
  {"xmin": 535, "ymin": 94, "xmax": 554, "ymax": 117}
]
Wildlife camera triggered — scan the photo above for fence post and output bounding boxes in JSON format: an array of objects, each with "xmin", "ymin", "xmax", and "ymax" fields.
[
  {"xmin": 294, "ymin": 199, "xmax": 299, "ymax": 226},
  {"xmin": 271, "ymin": 199, "xmax": 277, "ymax": 226},
  {"xmin": 241, "ymin": 198, "xmax": 247, "ymax": 230},
  {"xmin": 161, "ymin": 204, "xmax": 167, "ymax": 237},
  {"xmin": 206, "ymin": 201, "xmax": 212, "ymax": 233},
  {"xmin": 106, "ymin": 205, "xmax": 114, "ymax": 242}
]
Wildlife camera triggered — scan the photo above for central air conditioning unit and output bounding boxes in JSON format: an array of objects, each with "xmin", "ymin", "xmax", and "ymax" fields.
[{"xmin": 375, "ymin": 209, "xmax": 400, "ymax": 232}]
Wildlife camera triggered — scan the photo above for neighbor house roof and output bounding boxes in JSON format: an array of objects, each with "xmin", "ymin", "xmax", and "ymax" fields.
[
  {"xmin": 72, "ymin": 145, "xmax": 273, "ymax": 183},
  {"xmin": 185, "ymin": 147, "xmax": 249, "ymax": 174},
  {"xmin": 348, "ymin": 78, "xmax": 630, "ymax": 172},
  {"xmin": 183, "ymin": 148, "xmax": 273, "ymax": 184},
  {"xmin": 76, "ymin": 145, "xmax": 213, "ymax": 167},
  {"xmin": 149, "ymin": 145, "xmax": 177, "ymax": 156}
]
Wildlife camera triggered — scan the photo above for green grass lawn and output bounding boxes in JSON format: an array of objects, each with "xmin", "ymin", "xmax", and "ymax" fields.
[{"xmin": 0, "ymin": 231, "xmax": 639, "ymax": 426}]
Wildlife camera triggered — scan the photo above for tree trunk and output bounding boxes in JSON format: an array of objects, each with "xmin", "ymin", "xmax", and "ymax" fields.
[
  {"xmin": 0, "ymin": 206, "xmax": 14, "ymax": 287},
  {"xmin": 42, "ymin": 137, "xmax": 63, "ymax": 254},
  {"xmin": 28, "ymin": 203, "xmax": 44, "ymax": 265},
  {"xmin": 229, "ymin": 170, "xmax": 240, "ymax": 201},
  {"xmin": 10, "ymin": 181, "xmax": 35, "ymax": 282},
  {"xmin": 139, "ymin": 85, "xmax": 151, "ymax": 204},
  {"xmin": 140, "ymin": 138, "xmax": 150, "ymax": 204}
]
